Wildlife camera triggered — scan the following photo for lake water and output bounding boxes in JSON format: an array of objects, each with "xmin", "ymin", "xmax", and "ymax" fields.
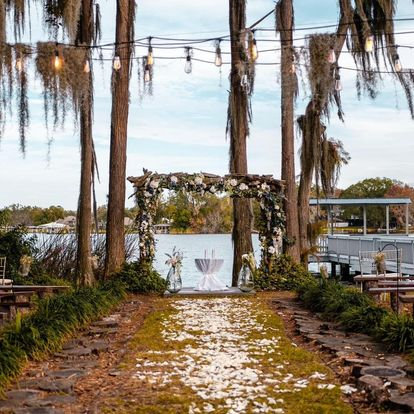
[
  {"xmin": 32, "ymin": 232, "xmax": 320, "ymax": 287},
  {"xmin": 153, "ymin": 234, "xmax": 261, "ymax": 287}
]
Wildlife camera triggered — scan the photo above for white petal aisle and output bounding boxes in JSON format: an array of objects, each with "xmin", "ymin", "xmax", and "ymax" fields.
[{"xmin": 132, "ymin": 297, "xmax": 352, "ymax": 414}]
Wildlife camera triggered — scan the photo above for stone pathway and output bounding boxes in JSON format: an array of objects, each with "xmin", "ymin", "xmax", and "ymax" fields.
[
  {"xmin": 0, "ymin": 297, "xmax": 148, "ymax": 414},
  {"xmin": 272, "ymin": 296, "xmax": 414, "ymax": 412},
  {"xmin": 100, "ymin": 297, "xmax": 352, "ymax": 413},
  {"xmin": 0, "ymin": 295, "xmax": 356, "ymax": 413}
]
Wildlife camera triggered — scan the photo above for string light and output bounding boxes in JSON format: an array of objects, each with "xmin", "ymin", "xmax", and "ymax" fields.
[
  {"xmin": 335, "ymin": 73, "xmax": 342, "ymax": 91},
  {"xmin": 328, "ymin": 48, "xmax": 336, "ymax": 64},
  {"xmin": 249, "ymin": 31, "xmax": 259, "ymax": 62},
  {"xmin": 83, "ymin": 60, "xmax": 90, "ymax": 73},
  {"xmin": 184, "ymin": 47, "xmax": 192, "ymax": 74},
  {"xmin": 365, "ymin": 35, "xmax": 374, "ymax": 53},
  {"xmin": 393, "ymin": 53, "xmax": 402, "ymax": 72},
  {"xmin": 289, "ymin": 55, "xmax": 296, "ymax": 74},
  {"xmin": 16, "ymin": 57, "xmax": 23, "ymax": 73},
  {"xmin": 214, "ymin": 40, "xmax": 222, "ymax": 67},
  {"xmin": 54, "ymin": 50, "xmax": 62, "ymax": 70},
  {"xmin": 144, "ymin": 63, "xmax": 151, "ymax": 82},
  {"xmin": 113, "ymin": 55, "xmax": 121, "ymax": 70},
  {"xmin": 147, "ymin": 37, "xmax": 154, "ymax": 66}
]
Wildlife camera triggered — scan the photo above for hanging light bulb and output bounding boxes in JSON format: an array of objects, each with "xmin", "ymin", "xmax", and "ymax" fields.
[
  {"xmin": 335, "ymin": 73, "xmax": 342, "ymax": 91},
  {"xmin": 289, "ymin": 54, "xmax": 296, "ymax": 74},
  {"xmin": 147, "ymin": 37, "xmax": 154, "ymax": 66},
  {"xmin": 365, "ymin": 35, "xmax": 374, "ymax": 53},
  {"xmin": 249, "ymin": 31, "xmax": 259, "ymax": 62},
  {"xmin": 394, "ymin": 54, "xmax": 402, "ymax": 72},
  {"xmin": 16, "ymin": 57, "xmax": 23, "ymax": 73},
  {"xmin": 54, "ymin": 50, "xmax": 62, "ymax": 70},
  {"xmin": 215, "ymin": 40, "xmax": 222, "ymax": 67},
  {"xmin": 147, "ymin": 46, "xmax": 154, "ymax": 66},
  {"xmin": 144, "ymin": 64, "xmax": 151, "ymax": 82},
  {"xmin": 113, "ymin": 55, "xmax": 121, "ymax": 71},
  {"xmin": 328, "ymin": 48, "xmax": 336, "ymax": 64},
  {"xmin": 184, "ymin": 55, "xmax": 192, "ymax": 74},
  {"xmin": 83, "ymin": 59, "xmax": 90, "ymax": 73},
  {"xmin": 184, "ymin": 47, "xmax": 192, "ymax": 74}
]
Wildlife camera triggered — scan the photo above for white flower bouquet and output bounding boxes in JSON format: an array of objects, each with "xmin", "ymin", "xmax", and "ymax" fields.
[
  {"xmin": 242, "ymin": 252, "xmax": 256, "ymax": 274},
  {"xmin": 165, "ymin": 247, "xmax": 184, "ymax": 270}
]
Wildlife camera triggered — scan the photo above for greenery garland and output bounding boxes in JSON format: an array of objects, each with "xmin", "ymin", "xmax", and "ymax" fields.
[{"xmin": 129, "ymin": 172, "xmax": 286, "ymax": 270}]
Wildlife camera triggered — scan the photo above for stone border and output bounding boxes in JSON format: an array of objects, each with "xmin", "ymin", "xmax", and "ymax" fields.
[
  {"xmin": 0, "ymin": 298, "xmax": 147, "ymax": 414},
  {"xmin": 271, "ymin": 296, "xmax": 414, "ymax": 412}
]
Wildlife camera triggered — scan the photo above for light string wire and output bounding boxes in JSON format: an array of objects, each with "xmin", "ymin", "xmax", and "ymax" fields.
[{"xmin": 8, "ymin": 6, "xmax": 414, "ymax": 77}]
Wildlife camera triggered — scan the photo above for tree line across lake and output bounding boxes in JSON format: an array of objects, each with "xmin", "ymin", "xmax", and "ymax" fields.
[{"xmin": 1, "ymin": 177, "xmax": 413, "ymax": 234}]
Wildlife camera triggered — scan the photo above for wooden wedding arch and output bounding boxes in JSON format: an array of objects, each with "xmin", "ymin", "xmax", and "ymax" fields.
[{"xmin": 128, "ymin": 171, "xmax": 286, "ymax": 276}]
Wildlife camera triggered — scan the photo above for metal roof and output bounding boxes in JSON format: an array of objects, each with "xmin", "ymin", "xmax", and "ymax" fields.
[{"xmin": 309, "ymin": 198, "xmax": 412, "ymax": 206}]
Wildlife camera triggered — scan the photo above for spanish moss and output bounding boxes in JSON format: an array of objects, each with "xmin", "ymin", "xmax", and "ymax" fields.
[
  {"xmin": 93, "ymin": 2, "xmax": 101, "ymax": 45},
  {"xmin": 35, "ymin": 42, "xmax": 90, "ymax": 130},
  {"xmin": 0, "ymin": 43, "xmax": 13, "ymax": 138},
  {"xmin": 14, "ymin": 43, "xmax": 31, "ymax": 155},
  {"xmin": 42, "ymin": 0, "xmax": 81, "ymax": 41}
]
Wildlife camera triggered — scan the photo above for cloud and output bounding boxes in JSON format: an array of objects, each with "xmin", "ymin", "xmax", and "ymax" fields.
[{"xmin": 0, "ymin": 1, "xmax": 413, "ymax": 209}]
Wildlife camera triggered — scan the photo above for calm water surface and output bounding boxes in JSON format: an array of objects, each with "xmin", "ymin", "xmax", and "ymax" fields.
[
  {"xmin": 33, "ymin": 233, "xmax": 320, "ymax": 287},
  {"xmin": 154, "ymin": 234, "xmax": 260, "ymax": 287}
]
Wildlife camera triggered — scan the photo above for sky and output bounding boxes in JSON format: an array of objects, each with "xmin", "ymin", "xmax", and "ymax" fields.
[{"xmin": 0, "ymin": 0, "xmax": 413, "ymax": 210}]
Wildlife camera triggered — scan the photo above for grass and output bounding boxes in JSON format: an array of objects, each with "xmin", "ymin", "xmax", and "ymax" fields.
[{"xmin": 100, "ymin": 295, "xmax": 353, "ymax": 414}]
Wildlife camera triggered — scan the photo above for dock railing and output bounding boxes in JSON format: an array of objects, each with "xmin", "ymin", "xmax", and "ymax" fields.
[{"xmin": 326, "ymin": 235, "xmax": 414, "ymax": 274}]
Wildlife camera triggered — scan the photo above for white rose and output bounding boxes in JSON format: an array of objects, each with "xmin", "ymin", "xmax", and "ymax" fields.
[
  {"xmin": 277, "ymin": 212, "xmax": 282, "ymax": 218},
  {"xmin": 275, "ymin": 205, "xmax": 280, "ymax": 210},
  {"xmin": 261, "ymin": 183, "xmax": 270, "ymax": 191},
  {"xmin": 170, "ymin": 176, "xmax": 178, "ymax": 184},
  {"xmin": 150, "ymin": 180, "xmax": 159, "ymax": 189},
  {"xmin": 230, "ymin": 179, "xmax": 238, "ymax": 187},
  {"xmin": 195, "ymin": 176, "xmax": 203, "ymax": 185},
  {"xmin": 210, "ymin": 186, "xmax": 216, "ymax": 194},
  {"xmin": 239, "ymin": 183, "xmax": 248, "ymax": 191},
  {"xmin": 268, "ymin": 246, "xmax": 276, "ymax": 255}
]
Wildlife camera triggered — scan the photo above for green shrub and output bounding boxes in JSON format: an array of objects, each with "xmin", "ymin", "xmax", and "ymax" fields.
[
  {"xmin": 298, "ymin": 278, "xmax": 414, "ymax": 353},
  {"xmin": 255, "ymin": 254, "xmax": 313, "ymax": 291},
  {"xmin": 117, "ymin": 261, "xmax": 167, "ymax": 294},
  {"xmin": 377, "ymin": 313, "xmax": 414, "ymax": 352},
  {"xmin": 339, "ymin": 305, "xmax": 388, "ymax": 334},
  {"xmin": 0, "ymin": 227, "xmax": 37, "ymax": 279},
  {"xmin": 12, "ymin": 267, "xmax": 70, "ymax": 287},
  {"xmin": 298, "ymin": 280, "xmax": 374, "ymax": 318}
]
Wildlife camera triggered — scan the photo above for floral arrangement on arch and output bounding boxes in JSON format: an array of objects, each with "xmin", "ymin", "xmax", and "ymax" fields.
[{"xmin": 128, "ymin": 171, "xmax": 286, "ymax": 269}]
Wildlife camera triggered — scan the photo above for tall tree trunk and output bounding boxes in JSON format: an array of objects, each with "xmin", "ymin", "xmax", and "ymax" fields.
[
  {"xmin": 277, "ymin": 0, "xmax": 300, "ymax": 262},
  {"xmin": 229, "ymin": 0, "xmax": 253, "ymax": 286},
  {"xmin": 297, "ymin": 0, "xmax": 350, "ymax": 261},
  {"xmin": 76, "ymin": 0, "xmax": 95, "ymax": 286},
  {"xmin": 105, "ymin": 0, "xmax": 135, "ymax": 277}
]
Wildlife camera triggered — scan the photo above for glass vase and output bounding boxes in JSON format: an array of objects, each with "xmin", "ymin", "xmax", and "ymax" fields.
[
  {"xmin": 237, "ymin": 264, "xmax": 254, "ymax": 293},
  {"xmin": 166, "ymin": 266, "xmax": 182, "ymax": 293}
]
